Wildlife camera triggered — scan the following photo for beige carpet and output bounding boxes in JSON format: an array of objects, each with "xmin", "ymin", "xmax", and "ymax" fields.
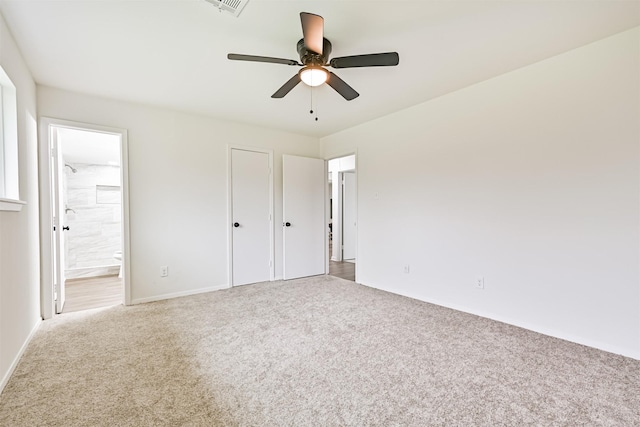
[{"xmin": 1, "ymin": 275, "xmax": 639, "ymax": 426}]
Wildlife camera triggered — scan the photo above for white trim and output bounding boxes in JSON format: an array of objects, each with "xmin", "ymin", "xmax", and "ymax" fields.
[
  {"xmin": 0, "ymin": 66, "xmax": 18, "ymax": 201},
  {"xmin": 0, "ymin": 84, "xmax": 4, "ymax": 196},
  {"xmin": 338, "ymin": 171, "xmax": 345, "ymax": 262},
  {"xmin": 227, "ymin": 144, "xmax": 275, "ymax": 287},
  {"xmin": 0, "ymin": 318, "xmax": 41, "ymax": 394},
  {"xmin": 324, "ymin": 160, "xmax": 330, "ymax": 276},
  {"xmin": 0, "ymin": 197, "xmax": 25, "ymax": 211},
  {"xmin": 38, "ymin": 120, "xmax": 54, "ymax": 319},
  {"xmin": 120, "ymin": 129, "xmax": 132, "ymax": 306},
  {"xmin": 354, "ymin": 148, "xmax": 359, "ymax": 284},
  {"xmin": 38, "ymin": 118, "xmax": 131, "ymax": 319},
  {"xmin": 130, "ymin": 284, "xmax": 229, "ymax": 305}
]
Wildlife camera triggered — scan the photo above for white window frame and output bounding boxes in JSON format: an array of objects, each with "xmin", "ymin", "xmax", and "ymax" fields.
[{"xmin": 0, "ymin": 65, "xmax": 24, "ymax": 211}]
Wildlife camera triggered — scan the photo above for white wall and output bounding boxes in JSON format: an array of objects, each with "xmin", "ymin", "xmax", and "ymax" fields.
[
  {"xmin": 38, "ymin": 87, "xmax": 319, "ymax": 303},
  {"xmin": 321, "ymin": 28, "xmax": 640, "ymax": 358},
  {"xmin": 0, "ymin": 13, "xmax": 41, "ymax": 390}
]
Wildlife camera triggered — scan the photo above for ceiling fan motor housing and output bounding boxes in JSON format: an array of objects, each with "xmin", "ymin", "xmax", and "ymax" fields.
[{"xmin": 297, "ymin": 38, "xmax": 332, "ymax": 65}]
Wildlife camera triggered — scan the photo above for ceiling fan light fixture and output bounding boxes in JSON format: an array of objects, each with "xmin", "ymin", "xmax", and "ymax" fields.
[{"xmin": 299, "ymin": 67, "xmax": 328, "ymax": 87}]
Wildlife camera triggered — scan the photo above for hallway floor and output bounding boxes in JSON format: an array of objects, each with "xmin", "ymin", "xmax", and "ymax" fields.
[{"xmin": 329, "ymin": 260, "xmax": 355, "ymax": 281}]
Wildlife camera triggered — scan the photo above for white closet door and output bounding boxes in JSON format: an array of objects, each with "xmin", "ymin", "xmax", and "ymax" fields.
[
  {"xmin": 231, "ymin": 149, "xmax": 271, "ymax": 286},
  {"xmin": 283, "ymin": 154, "xmax": 325, "ymax": 280}
]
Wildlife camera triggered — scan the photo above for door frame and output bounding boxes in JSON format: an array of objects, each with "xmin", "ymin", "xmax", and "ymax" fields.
[
  {"xmin": 326, "ymin": 152, "xmax": 358, "ymax": 282},
  {"xmin": 39, "ymin": 117, "xmax": 131, "ymax": 319},
  {"xmin": 340, "ymin": 170, "xmax": 357, "ymax": 261},
  {"xmin": 227, "ymin": 145, "xmax": 274, "ymax": 286},
  {"xmin": 51, "ymin": 128, "xmax": 66, "ymax": 313}
]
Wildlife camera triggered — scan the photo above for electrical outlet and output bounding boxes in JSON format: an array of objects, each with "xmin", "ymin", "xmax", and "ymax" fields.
[
  {"xmin": 161, "ymin": 266, "xmax": 169, "ymax": 277},
  {"xmin": 403, "ymin": 265, "xmax": 410, "ymax": 274},
  {"xmin": 476, "ymin": 277, "xmax": 484, "ymax": 289}
]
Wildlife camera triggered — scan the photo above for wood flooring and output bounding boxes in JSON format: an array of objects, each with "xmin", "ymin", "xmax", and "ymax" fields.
[
  {"xmin": 329, "ymin": 260, "xmax": 355, "ymax": 281},
  {"xmin": 62, "ymin": 275, "xmax": 123, "ymax": 314},
  {"xmin": 328, "ymin": 239, "xmax": 356, "ymax": 281}
]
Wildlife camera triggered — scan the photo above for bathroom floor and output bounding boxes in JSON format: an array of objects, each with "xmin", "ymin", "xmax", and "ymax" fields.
[{"xmin": 62, "ymin": 275, "xmax": 123, "ymax": 313}]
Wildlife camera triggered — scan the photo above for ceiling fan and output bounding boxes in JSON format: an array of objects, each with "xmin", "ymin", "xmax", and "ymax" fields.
[{"xmin": 227, "ymin": 12, "xmax": 399, "ymax": 101}]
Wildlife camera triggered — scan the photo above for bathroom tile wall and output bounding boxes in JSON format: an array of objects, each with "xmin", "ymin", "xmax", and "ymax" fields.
[{"xmin": 63, "ymin": 163, "xmax": 121, "ymax": 278}]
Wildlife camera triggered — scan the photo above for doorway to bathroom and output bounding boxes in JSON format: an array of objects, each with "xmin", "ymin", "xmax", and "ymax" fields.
[{"xmin": 40, "ymin": 118, "xmax": 130, "ymax": 318}]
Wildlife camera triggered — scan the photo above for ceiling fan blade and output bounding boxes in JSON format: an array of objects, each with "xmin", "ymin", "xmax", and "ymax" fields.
[
  {"xmin": 330, "ymin": 52, "xmax": 399, "ymax": 69},
  {"xmin": 300, "ymin": 12, "xmax": 324, "ymax": 55},
  {"xmin": 228, "ymin": 53, "xmax": 300, "ymax": 66},
  {"xmin": 271, "ymin": 74, "xmax": 302, "ymax": 98},
  {"xmin": 326, "ymin": 72, "xmax": 359, "ymax": 101}
]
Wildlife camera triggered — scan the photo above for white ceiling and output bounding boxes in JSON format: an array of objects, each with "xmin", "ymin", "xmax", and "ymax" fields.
[{"xmin": 0, "ymin": 0, "xmax": 638, "ymax": 138}]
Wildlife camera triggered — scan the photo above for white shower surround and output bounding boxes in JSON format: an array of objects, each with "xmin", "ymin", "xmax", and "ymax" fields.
[{"xmin": 63, "ymin": 163, "xmax": 122, "ymax": 278}]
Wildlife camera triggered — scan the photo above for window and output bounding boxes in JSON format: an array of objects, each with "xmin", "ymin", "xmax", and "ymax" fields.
[{"xmin": 0, "ymin": 65, "xmax": 22, "ymax": 211}]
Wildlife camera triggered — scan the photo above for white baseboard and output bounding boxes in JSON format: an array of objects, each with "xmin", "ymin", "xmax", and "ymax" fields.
[
  {"xmin": 0, "ymin": 318, "xmax": 41, "ymax": 394},
  {"xmin": 131, "ymin": 276, "xmax": 292, "ymax": 305},
  {"xmin": 130, "ymin": 284, "xmax": 229, "ymax": 305},
  {"xmin": 360, "ymin": 281, "xmax": 640, "ymax": 361}
]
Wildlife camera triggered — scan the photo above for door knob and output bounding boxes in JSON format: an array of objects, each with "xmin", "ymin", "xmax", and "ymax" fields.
[
  {"xmin": 233, "ymin": 222, "xmax": 240, "ymax": 228},
  {"xmin": 62, "ymin": 226, "xmax": 70, "ymax": 231},
  {"xmin": 284, "ymin": 222, "xmax": 291, "ymax": 227}
]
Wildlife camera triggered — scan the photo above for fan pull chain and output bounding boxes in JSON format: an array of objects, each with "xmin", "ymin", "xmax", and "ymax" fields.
[{"xmin": 309, "ymin": 87, "xmax": 318, "ymax": 122}]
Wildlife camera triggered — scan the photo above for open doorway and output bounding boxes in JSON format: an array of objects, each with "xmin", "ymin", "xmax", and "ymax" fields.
[
  {"xmin": 328, "ymin": 154, "xmax": 356, "ymax": 281},
  {"xmin": 58, "ymin": 128, "xmax": 123, "ymax": 313},
  {"xmin": 40, "ymin": 119, "xmax": 130, "ymax": 319}
]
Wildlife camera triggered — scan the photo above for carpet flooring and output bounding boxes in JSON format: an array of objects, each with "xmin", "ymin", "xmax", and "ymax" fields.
[{"xmin": 1, "ymin": 276, "xmax": 639, "ymax": 426}]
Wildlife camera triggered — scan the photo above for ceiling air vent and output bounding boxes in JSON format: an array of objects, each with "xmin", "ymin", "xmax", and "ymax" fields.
[{"xmin": 204, "ymin": 0, "xmax": 250, "ymax": 17}]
